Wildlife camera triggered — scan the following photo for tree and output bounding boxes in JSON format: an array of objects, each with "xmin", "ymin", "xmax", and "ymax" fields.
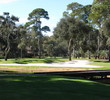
[
  {"xmin": 54, "ymin": 17, "xmax": 91, "ymax": 61},
  {"xmin": 0, "ymin": 12, "xmax": 19, "ymax": 60},
  {"xmin": 43, "ymin": 36, "xmax": 68, "ymax": 57},
  {"xmin": 26, "ymin": 8, "xmax": 50, "ymax": 58},
  {"xmin": 102, "ymin": 20, "xmax": 110, "ymax": 61},
  {"xmin": 64, "ymin": 2, "xmax": 92, "ymax": 23},
  {"xmin": 90, "ymin": 0, "xmax": 110, "ymax": 60},
  {"xmin": 64, "ymin": 2, "xmax": 94, "ymax": 59},
  {"xmin": 90, "ymin": 0, "xmax": 110, "ymax": 26},
  {"xmin": 17, "ymin": 25, "xmax": 27, "ymax": 58},
  {"xmin": 43, "ymin": 36, "xmax": 55, "ymax": 57}
]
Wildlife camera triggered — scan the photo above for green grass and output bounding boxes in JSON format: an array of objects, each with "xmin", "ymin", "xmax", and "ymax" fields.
[
  {"xmin": 0, "ymin": 75, "xmax": 110, "ymax": 100},
  {"xmin": 90, "ymin": 60, "xmax": 110, "ymax": 69},
  {"xmin": 0, "ymin": 57, "xmax": 69, "ymax": 64}
]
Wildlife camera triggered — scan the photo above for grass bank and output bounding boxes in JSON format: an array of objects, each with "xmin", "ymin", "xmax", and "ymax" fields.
[{"xmin": 0, "ymin": 75, "xmax": 110, "ymax": 100}]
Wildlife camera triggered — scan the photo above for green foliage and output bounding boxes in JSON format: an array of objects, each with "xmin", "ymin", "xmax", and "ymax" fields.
[
  {"xmin": 103, "ymin": 20, "xmax": 110, "ymax": 37},
  {"xmin": 106, "ymin": 38, "xmax": 110, "ymax": 46},
  {"xmin": 28, "ymin": 8, "xmax": 49, "ymax": 20},
  {"xmin": 90, "ymin": 0, "xmax": 110, "ymax": 26},
  {"xmin": 66, "ymin": 2, "xmax": 92, "ymax": 23},
  {"xmin": 54, "ymin": 16, "xmax": 92, "ymax": 60},
  {"xmin": 25, "ymin": 8, "xmax": 50, "ymax": 58},
  {"xmin": 0, "ymin": 12, "xmax": 19, "ymax": 60}
]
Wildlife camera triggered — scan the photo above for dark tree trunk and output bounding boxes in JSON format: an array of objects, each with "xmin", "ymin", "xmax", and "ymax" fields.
[
  {"xmin": 20, "ymin": 49, "xmax": 23, "ymax": 58},
  {"xmin": 108, "ymin": 46, "xmax": 110, "ymax": 62},
  {"xmin": 88, "ymin": 33, "xmax": 91, "ymax": 59},
  {"xmin": 96, "ymin": 34, "xmax": 100, "ymax": 59},
  {"xmin": 4, "ymin": 47, "xmax": 10, "ymax": 61},
  {"xmin": 68, "ymin": 38, "xmax": 73, "ymax": 61},
  {"xmin": 88, "ymin": 50, "xmax": 91, "ymax": 59},
  {"xmin": 38, "ymin": 37, "xmax": 42, "ymax": 59},
  {"xmin": 4, "ymin": 33, "xmax": 10, "ymax": 61}
]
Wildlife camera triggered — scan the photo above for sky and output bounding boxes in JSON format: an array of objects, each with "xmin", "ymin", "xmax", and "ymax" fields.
[{"xmin": 0, "ymin": 0, "xmax": 93, "ymax": 36}]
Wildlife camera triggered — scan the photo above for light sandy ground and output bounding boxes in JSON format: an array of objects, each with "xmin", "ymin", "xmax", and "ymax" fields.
[{"xmin": 0, "ymin": 60, "xmax": 100, "ymax": 68}]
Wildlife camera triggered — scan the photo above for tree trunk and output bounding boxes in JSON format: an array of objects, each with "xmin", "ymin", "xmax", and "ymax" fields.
[
  {"xmin": 72, "ymin": 48, "xmax": 75, "ymax": 58},
  {"xmin": 4, "ymin": 47, "xmax": 10, "ymax": 61},
  {"xmin": 21, "ymin": 49, "xmax": 23, "ymax": 58},
  {"xmin": 88, "ymin": 33, "xmax": 91, "ymax": 59},
  {"xmin": 68, "ymin": 38, "xmax": 73, "ymax": 61},
  {"xmin": 88, "ymin": 50, "xmax": 91, "ymax": 59},
  {"xmin": 4, "ymin": 33, "xmax": 10, "ymax": 61},
  {"xmin": 96, "ymin": 34, "xmax": 100, "ymax": 59},
  {"xmin": 108, "ymin": 46, "xmax": 110, "ymax": 62},
  {"xmin": 38, "ymin": 37, "xmax": 42, "ymax": 59}
]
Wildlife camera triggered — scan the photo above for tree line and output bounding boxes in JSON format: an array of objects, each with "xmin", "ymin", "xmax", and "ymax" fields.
[
  {"xmin": 54, "ymin": 0, "xmax": 110, "ymax": 61},
  {"xmin": 0, "ymin": 0, "xmax": 110, "ymax": 61}
]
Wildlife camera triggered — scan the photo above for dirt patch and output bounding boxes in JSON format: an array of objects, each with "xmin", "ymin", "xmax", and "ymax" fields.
[
  {"xmin": 0, "ymin": 66, "xmax": 92, "ymax": 73},
  {"xmin": 35, "ymin": 68, "xmax": 90, "ymax": 72}
]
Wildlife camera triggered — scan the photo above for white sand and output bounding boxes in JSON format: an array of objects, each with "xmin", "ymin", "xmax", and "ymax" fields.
[{"xmin": 0, "ymin": 60, "xmax": 100, "ymax": 68}]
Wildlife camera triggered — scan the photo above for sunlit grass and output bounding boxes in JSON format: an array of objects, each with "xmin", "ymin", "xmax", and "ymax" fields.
[
  {"xmin": 90, "ymin": 59, "xmax": 110, "ymax": 69},
  {"xmin": 0, "ymin": 75, "xmax": 110, "ymax": 100}
]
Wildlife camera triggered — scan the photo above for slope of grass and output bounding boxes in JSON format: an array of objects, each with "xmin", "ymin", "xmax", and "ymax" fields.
[{"xmin": 0, "ymin": 75, "xmax": 110, "ymax": 100}]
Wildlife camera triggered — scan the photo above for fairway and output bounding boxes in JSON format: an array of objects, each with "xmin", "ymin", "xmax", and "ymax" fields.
[
  {"xmin": 0, "ymin": 0, "xmax": 110, "ymax": 99},
  {"xmin": 0, "ymin": 75, "xmax": 110, "ymax": 100}
]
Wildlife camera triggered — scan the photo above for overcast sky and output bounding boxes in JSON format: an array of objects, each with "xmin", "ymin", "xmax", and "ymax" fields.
[{"xmin": 0, "ymin": 0, "xmax": 93, "ymax": 36}]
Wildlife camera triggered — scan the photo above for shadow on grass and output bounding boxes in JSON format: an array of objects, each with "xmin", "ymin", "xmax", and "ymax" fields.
[
  {"xmin": 0, "ymin": 75, "xmax": 110, "ymax": 100},
  {"xmin": 15, "ymin": 60, "xmax": 38, "ymax": 64},
  {"xmin": 43, "ymin": 58, "xmax": 67, "ymax": 63},
  {"xmin": 94, "ymin": 60, "xmax": 110, "ymax": 63},
  {"xmin": 0, "ymin": 70, "xmax": 26, "ymax": 74},
  {"xmin": 43, "ymin": 59, "xmax": 53, "ymax": 63},
  {"xmin": 14, "ymin": 58, "xmax": 56, "ymax": 64}
]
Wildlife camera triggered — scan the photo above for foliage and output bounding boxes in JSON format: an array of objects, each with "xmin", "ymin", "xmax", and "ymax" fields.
[
  {"xmin": 90, "ymin": 0, "xmax": 110, "ymax": 26},
  {"xmin": 0, "ymin": 12, "xmax": 19, "ymax": 60},
  {"xmin": 26, "ymin": 8, "xmax": 50, "ymax": 58},
  {"xmin": 54, "ymin": 16, "xmax": 92, "ymax": 60},
  {"xmin": 90, "ymin": 0, "xmax": 110, "ymax": 61}
]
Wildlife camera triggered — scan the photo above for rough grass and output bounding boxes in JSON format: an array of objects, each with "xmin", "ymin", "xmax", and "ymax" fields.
[{"xmin": 0, "ymin": 75, "xmax": 110, "ymax": 100}]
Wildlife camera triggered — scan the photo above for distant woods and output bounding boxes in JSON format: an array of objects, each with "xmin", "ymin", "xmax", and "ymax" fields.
[{"xmin": 0, "ymin": 0, "xmax": 110, "ymax": 61}]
